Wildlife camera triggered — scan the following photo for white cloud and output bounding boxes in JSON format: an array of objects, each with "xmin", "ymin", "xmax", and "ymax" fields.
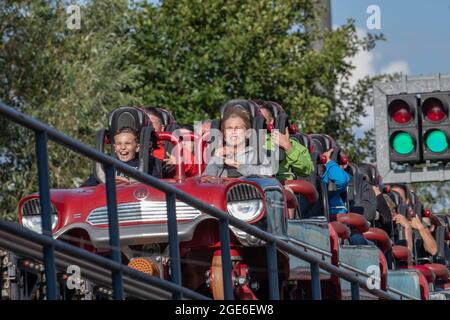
[
  {"xmin": 380, "ymin": 61, "xmax": 410, "ymax": 75},
  {"xmin": 346, "ymin": 28, "xmax": 377, "ymax": 87},
  {"xmin": 347, "ymin": 48, "xmax": 376, "ymax": 87}
]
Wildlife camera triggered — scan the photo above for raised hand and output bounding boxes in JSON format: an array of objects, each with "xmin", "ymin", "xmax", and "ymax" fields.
[
  {"xmin": 322, "ymin": 148, "xmax": 334, "ymax": 164},
  {"xmin": 393, "ymin": 214, "xmax": 411, "ymax": 229},
  {"xmin": 163, "ymin": 151, "xmax": 177, "ymax": 165},
  {"xmin": 410, "ymin": 215, "xmax": 424, "ymax": 231},
  {"xmin": 271, "ymin": 129, "xmax": 292, "ymax": 151}
]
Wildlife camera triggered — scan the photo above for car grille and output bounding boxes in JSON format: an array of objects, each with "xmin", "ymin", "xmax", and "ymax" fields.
[
  {"xmin": 227, "ymin": 184, "xmax": 262, "ymax": 202},
  {"xmin": 22, "ymin": 198, "xmax": 57, "ymax": 216},
  {"xmin": 86, "ymin": 201, "xmax": 202, "ymax": 225}
]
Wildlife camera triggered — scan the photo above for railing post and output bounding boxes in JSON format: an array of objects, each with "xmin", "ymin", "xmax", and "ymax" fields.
[
  {"xmin": 310, "ymin": 262, "xmax": 322, "ymax": 300},
  {"xmin": 266, "ymin": 242, "xmax": 280, "ymax": 300},
  {"xmin": 0, "ymin": 253, "xmax": 3, "ymax": 301},
  {"xmin": 166, "ymin": 192, "xmax": 183, "ymax": 299},
  {"xmin": 351, "ymin": 282, "xmax": 360, "ymax": 300},
  {"xmin": 104, "ymin": 164, "xmax": 124, "ymax": 300},
  {"xmin": 35, "ymin": 131, "xmax": 57, "ymax": 300},
  {"xmin": 219, "ymin": 218, "xmax": 234, "ymax": 300}
]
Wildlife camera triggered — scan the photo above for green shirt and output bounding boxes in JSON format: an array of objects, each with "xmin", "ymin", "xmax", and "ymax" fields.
[{"xmin": 265, "ymin": 135, "xmax": 314, "ymax": 180}]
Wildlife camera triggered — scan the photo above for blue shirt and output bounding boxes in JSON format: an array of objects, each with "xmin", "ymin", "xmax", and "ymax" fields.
[{"xmin": 321, "ymin": 160, "xmax": 350, "ymax": 215}]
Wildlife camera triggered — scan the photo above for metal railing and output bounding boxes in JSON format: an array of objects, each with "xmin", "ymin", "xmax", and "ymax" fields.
[{"xmin": 0, "ymin": 101, "xmax": 400, "ymax": 300}]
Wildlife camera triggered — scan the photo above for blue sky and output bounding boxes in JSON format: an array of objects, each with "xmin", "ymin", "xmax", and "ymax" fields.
[
  {"xmin": 332, "ymin": 0, "xmax": 450, "ymax": 76},
  {"xmin": 332, "ymin": 0, "xmax": 450, "ymax": 136}
]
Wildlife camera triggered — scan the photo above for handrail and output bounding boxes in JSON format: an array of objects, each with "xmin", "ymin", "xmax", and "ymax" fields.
[
  {"xmin": 0, "ymin": 220, "xmax": 208, "ymax": 300},
  {"xmin": 0, "ymin": 101, "xmax": 399, "ymax": 300}
]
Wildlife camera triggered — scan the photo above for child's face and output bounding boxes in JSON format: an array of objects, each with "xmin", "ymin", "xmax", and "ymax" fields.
[
  {"xmin": 114, "ymin": 132, "xmax": 140, "ymax": 162},
  {"xmin": 149, "ymin": 114, "xmax": 165, "ymax": 132},
  {"xmin": 223, "ymin": 116, "xmax": 248, "ymax": 147}
]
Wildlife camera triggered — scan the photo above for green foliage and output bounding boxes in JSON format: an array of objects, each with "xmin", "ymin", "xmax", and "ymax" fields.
[
  {"xmin": 0, "ymin": 0, "xmax": 141, "ymax": 219},
  {"xmin": 132, "ymin": 1, "xmax": 380, "ymax": 131},
  {"xmin": 413, "ymin": 182, "xmax": 450, "ymax": 214}
]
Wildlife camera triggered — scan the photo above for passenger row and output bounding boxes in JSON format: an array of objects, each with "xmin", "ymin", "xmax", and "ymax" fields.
[{"xmin": 82, "ymin": 100, "xmax": 450, "ymax": 294}]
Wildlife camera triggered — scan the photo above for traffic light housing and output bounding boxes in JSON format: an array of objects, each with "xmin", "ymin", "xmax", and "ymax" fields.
[
  {"xmin": 420, "ymin": 92, "xmax": 450, "ymax": 161},
  {"xmin": 387, "ymin": 94, "xmax": 421, "ymax": 163}
]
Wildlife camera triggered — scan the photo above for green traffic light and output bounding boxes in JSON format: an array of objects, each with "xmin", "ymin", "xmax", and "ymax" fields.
[
  {"xmin": 425, "ymin": 129, "xmax": 448, "ymax": 153},
  {"xmin": 392, "ymin": 132, "xmax": 414, "ymax": 155}
]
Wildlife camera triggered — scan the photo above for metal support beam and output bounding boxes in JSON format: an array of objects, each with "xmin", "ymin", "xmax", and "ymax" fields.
[
  {"xmin": 266, "ymin": 242, "xmax": 280, "ymax": 300},
  {"xmin": 166, "ymin": 192, "xmax": 182, "ymax": 299},
  {"xmin": 35, "ymin": 131, "xmax": 57, "ymax": 300},
  {"xmin": 104, "ymin": 165, "xmax": 124, "ymax": 300},
  {"xmin": 219, "ymin": 219, "xmax": 234, "ymax": 300}
]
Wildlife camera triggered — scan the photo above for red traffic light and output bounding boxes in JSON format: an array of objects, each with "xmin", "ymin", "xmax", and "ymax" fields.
[
  {"xmin": 389, "ymin": 100, "xmax": 413, "ymax": 124},
  {"xmin": 423, "ymin": 208, "xmax": 431, "ymax": 217},
  {"xmin": 423, "ymin": 97, "xmax": 447, "ymax": 122}
]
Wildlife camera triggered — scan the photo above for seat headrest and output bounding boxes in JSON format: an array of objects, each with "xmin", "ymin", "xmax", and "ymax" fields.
[
  {"xmin": 387, "ymin": 190, "xmax": 403, "ymax": 207},
  {"xmin": 408, "ymin": 191, "xmax": 424, "ymax": 218},
  {"xmin": 220, "ymin": 99, "xmax": 261, "ymax": 120},
  {"xmin": 310, "ymin": 134, "xmax": 348, "ymax": 165},
  {"xmin": 310, "ymin": 138, "xmax": 324, "ymax": 155},
  {"xmin": 291, "ymin": 132, "xmax": 313, "ymax": 153},
  {"xmin": 159, "ymin": 108, "xmax": 176, "ymax": 128},
  {"xmin": 255, "ymin": 100, "xmax": 285, "ymax": 119},
  {"xmin": 408, "ymin": 190, "xmax": 419, "ymax": 206},
  {"xmin": 391, "ymin": 183, "xmax": 408, "ymax": 195},
  {"xmin": 310, "ymin": 134, "xmax": 331, "ymax": 152},
  {"xmin": 346, "ymin": 162, "xmax": 361, "ymax": 176},
  {"xmin": 358, "ymin": 163, "xmax": 382, "ymax": 186},
  {"xmin": 108, "ymin": 106, "xmax": 150, "ymax": 135},
  {"xmin": 143, "ymin": 106, "xmax": 176, "ymax": 129},
  {"xmin": 255, "ymin": 100, "xmax": 291, "ymax": 134}
]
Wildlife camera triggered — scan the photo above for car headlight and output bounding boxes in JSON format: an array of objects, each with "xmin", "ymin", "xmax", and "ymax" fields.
[
  {"xmin": 226, "ymin": 184, "xmax": 264, "ymax": 222},
  {"xmin": 227, "ymin": 200, "xmax": 264, "ymax": 222},
  {"xmin": 21, "ymin": 198, "xmax": 59, "ymax": 234}
]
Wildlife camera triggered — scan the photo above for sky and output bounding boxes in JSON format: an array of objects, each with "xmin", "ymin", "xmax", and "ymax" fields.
[{"xmin": 332, "ymin": 0, "xmax": 450, "ymax": 137}]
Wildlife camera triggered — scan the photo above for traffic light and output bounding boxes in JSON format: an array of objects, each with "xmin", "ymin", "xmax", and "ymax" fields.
[
  {"xmin": 420, "ymin": 92, "xmax": 450, "ymax": 161},
  {"xmin": 387, "ymin": 94, "xmax": 421, "ymax": 163}
]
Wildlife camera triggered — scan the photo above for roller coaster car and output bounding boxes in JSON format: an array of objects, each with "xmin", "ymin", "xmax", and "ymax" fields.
[{"xmin": 15, "ymin": 103, "xmax": 324, "ymax": 300}]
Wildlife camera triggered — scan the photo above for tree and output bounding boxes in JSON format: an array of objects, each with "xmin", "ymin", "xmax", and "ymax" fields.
[
  {"xmin": 0, "ymin": 0, "xmax": 141, "ymax": 219},
  {"xmin": 131, "ymin": 0, "xmax": 383, "ymax": 161}
]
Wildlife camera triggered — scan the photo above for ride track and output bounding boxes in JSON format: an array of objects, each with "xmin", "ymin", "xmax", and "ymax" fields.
[{"xmin": 0, "ymin": 101, "xmax": 405, "ymax": 300}]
